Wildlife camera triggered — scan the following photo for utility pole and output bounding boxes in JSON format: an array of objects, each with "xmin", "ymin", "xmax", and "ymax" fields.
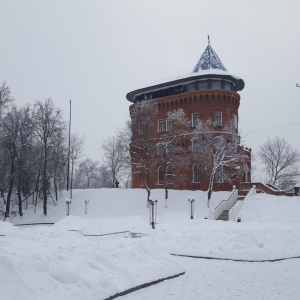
[{"xmin": 67, "ymin": 100, "xmax": 71, "ymax": 193}]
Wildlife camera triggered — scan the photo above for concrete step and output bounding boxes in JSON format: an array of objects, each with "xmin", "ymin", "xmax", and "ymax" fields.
[{"xmin": 217, "ymin": 210, "xmax": 229, "ymax": 221}]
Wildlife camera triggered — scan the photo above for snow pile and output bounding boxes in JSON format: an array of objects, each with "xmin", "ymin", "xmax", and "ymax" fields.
[
  {"xmin": 155, "ymin": 219, "xmax": 300, "ymax": 261},
  {"xmin": 0, "ymin": 221, "xmax": 183, "ymax": 300},
  {"xmin": 239, "ymin": 193, "xmax": 300, "ymax": 222}
]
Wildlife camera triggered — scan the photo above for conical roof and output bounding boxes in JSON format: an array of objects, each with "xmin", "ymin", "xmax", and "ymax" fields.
[
  {"xmin": 126, "ymin": 40, "xmax": 245, "ymax": 102},
  {"xmin": 193, "ymin": 42, "xmax": 227, "ymax": 72}
]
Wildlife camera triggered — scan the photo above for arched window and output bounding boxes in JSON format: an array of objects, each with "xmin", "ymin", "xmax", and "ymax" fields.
[
  {"xmin": 193, "ymin": 164, "xmax": 200, "ymax": 183},
  {"xmin": 214, "ymin": 136, "xmax": 225, "ymax": 151},
  {"xmin": 192, "ymin": 138, "xmax": 201, "ymax": 152},
  {"xmin": 158, "ymin": 167, "xmax": 164, "ymax": 185},
  {"xmin": 214, "ymin": 166, "xmax": 223, "ymax": 183},
  {"xmin": 157, "ymin": 143, "xmax": 164, "ymax": 156}
]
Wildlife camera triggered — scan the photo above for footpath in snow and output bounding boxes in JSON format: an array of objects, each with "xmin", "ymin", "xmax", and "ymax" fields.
[{"xmin": 1, "ymin": 188, "xmax": 300, "ymax": 299}]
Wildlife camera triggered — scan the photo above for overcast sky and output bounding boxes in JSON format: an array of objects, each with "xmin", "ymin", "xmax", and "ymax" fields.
[{"xmin": 0, "ymin": 0, "xmax": 300, "ymax": 180}]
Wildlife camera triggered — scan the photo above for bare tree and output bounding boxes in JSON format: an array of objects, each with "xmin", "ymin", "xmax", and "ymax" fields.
[
  {"xmin": 15, "ymin": 105, "xmax": 35, "ymax": 216},
  {"xmin": 258, "ymin": 137, "xmax": 300, "ymax": 189},
  {"xmin": 102, "ymin": 132, "xmax": 128, "ymax": 188},
  {"xmin": 73, "ymin": 158, "xmax": 101, "ymax": 189},
  {"xmin": 193, "ymin": 119, "xmax": 246, "ymax": 208},
  {"xmin": 156, "ymin": 108, "xmax": 190, "ymax": 205},
  {"xmin": 34, "ymin": 98, "xmax": 66, "ymax": 215},
  {"xmin": 69, "ymin": 133, "xmax": 85, "ymax": 197},
  {"xmin": 48, "ymin": 132, "xmax": 67, "ymax": 202},
  {"xmin": 130, "ymin": 100, "xmax": 158, "ymax": 203},
  {"xmin": 1, "ymin": 106, "xmax": 20, "ymax": 219},
  {"xmin": 117, "ymin": 120, "xmax": 132, "ymax": 187},
  {"xmin": 0, "ymin": 81, "xmax": 14, "ymax": 116}
]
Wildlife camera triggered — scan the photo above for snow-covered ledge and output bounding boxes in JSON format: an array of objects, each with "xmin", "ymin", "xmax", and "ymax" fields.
[
  {"xmin": 208, "ymin": 189, "xmax": 238, "ymax": 220},
  {"xmin": 229, "ymin": 186, "xmax": 256, "ymax": 222}
]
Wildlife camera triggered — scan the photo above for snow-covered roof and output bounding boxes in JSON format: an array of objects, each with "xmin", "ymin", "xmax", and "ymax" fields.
[
  {"xmin": 126, "ymin": 41, "xmax": 245, "ymax": 102},
  {"xmin": 193, "ymin": 42, "xmax": 227, "ymax": 72}
]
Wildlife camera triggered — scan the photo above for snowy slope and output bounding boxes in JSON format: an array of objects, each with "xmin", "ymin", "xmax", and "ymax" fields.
[{"xmin": 1, "ymin": 188, "xmax": 300, "ymax": 300}]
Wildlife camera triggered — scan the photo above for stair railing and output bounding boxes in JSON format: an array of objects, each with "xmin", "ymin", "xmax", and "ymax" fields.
[
  {"xmin": 208, "ymin": 188, "xmax": 238, "ymax": 220},
  {"xmin": 229, "ymin": 186, "xmax": 257, "ymax": 221}
]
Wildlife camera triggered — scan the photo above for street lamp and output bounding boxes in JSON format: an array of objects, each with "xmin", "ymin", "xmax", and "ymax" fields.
[
  {"xmin": 188, "ymin": 196, "xmax": 195, "ymax": 219},
  {"xmin": 148, "ymin": 196, "xmax": 158, "ymax": 229}
]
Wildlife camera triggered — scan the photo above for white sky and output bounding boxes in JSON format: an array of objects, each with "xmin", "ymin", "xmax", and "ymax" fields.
[{"xmin": 0, "ymin": 0, "xmax": 300, "ymax": 179}]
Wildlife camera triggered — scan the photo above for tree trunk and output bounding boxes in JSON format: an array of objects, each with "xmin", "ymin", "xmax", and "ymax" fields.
[
  {"xmin": 207, "ymin": 174, "xmax": 214, "ymax": 208},
  {"xmin": 5, "ymin": 156, "xmax": 15, "ymax": 220},
  {"xmin": 164, "ymin": 188, "xmax": 168, "ymax": 208},
  {"xmin": 42, "ymin": 146, "xmax": 48, "ymax": 216},
  {"xmin": 17, "ymin": 184, "xmax": 23, "ymax": 217},
  {"xmin": 54, "ymin": 177, "xmax": 58, "ymax": 202},
  {"xmin": 17, "ymin": 158, "xmax": 23, "ymax": 216}
]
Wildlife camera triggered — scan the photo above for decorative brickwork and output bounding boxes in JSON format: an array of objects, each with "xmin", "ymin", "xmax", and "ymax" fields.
[{"xmin": 127, "ymin": 42, "xmax": 251, "ymax": 191}]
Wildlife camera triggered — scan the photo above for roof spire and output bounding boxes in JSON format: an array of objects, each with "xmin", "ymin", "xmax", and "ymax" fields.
[{"xmin": 192, "ymin": 39, "xmax": 227, "ymax": 72}]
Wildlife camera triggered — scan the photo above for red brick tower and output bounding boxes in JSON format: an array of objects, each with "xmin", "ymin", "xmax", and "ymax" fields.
[{"xmin": 127, "ymin": 40, "xmax": 251, "ymax": 191}]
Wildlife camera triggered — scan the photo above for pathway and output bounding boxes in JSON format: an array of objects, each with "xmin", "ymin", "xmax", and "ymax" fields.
[{"xmin": 120, "ymin": 256, "xmax": 300, "ymax": 300}]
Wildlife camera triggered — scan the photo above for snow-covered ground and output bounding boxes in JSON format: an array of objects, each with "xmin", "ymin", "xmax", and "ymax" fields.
[{"xmin": 1, "ymin": 188, "xmax": 300, "ymax": 300}]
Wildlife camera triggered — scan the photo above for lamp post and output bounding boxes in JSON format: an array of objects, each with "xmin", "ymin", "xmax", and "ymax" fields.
[
  {"xmin": 85, "ymin": 200, "xmax": 89, "ymax": 214},
  {"xmin": 148, "ymin": 196, "xmax": 158, "ymax": 229},
  {"xmin": 188, "ymin": 196, "xmax": 195, "ymax": 219},
  {"xmin": 66, "ymin": 199, "xmax": 71, "ymax": 216}
]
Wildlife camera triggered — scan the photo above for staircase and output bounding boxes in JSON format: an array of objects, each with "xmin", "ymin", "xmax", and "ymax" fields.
[
  {"xmin": 237, "ymin": 190, "xmax": 247, "ymax": 201},
  {"xmin": 216, "ymin": 190, "xmax": 247, "ymax": 221},
  {"xmin": 217, "ymin": 209, "xmax": 229, "ymax": 221}
]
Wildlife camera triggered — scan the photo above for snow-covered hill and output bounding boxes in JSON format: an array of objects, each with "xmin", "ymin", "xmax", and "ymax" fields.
[{"xmin": 1, "ymin": 188, "xmax": 300, "ymax": 300}]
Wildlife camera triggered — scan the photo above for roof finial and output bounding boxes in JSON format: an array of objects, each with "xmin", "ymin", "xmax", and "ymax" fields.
[{"xmin": 208, "ymin": 35, "xmax": 210, "ymax": 45}]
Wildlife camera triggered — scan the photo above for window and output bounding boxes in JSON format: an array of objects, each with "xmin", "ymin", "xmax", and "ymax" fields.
[
  {"xmin": 214, "ymin": 136, "xmax": 225, "ymax": 152},
  {"xmin": 214, "ymin": 166, "xmax": 223, "ymax": 183},
  {"xmin": 212, "ymin": 80, "xmax": 221, "ymax": 89},
  {"xmin": 158, "ymin": 120, "xmax": 164, "ymax": 133},
  {"xmin": 138, "ymin": 123, "xmax": 145, "ymax": 135},
  {"xmin": 192, "ymin": 113, "xmax": 200, "ymax": 127},
  {"xmin": 233, "ymin": 115, "xmax": 238, "ymax": 128},
  {"xmin": 192, "ymin": 139, "xmax": 201, "ymax": 152},
  {"xmin": 224, "ymin": 81, "xmax": 232, "ymax": 90},
  {"xmin": 198, "ymin": 80, "xmax": 208, "ymax": 89},
  {"xmin": 243, "ymin": 163, "xmax": 249, "ymax": 182},
  {"xmin": 157, "ymin": 143, "xmax": 164, "ymax": 156},
  {"xmin": 166, "ymin": 119, "xmax": 172, "ymax": 132},
  {"xmin": 186, "ymin": 83, "xmax": 195, "ymax": 91},
  {"xmin": 158, "ymin": 167, "xmax": 164, "ymax": 185},
  {"xmin": 193, "ymin": 164, "xmax": 200, "ymax": 183},
  {"xmin": 166, "ymin": 166, "xmax": 172, "ymax": 177},
  {"xmin": 214, "ymin": 112, "xmax": 222, "ymax": 126}
]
